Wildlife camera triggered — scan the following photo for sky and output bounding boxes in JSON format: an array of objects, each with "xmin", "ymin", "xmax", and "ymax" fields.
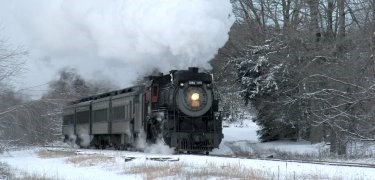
[{"xmin": 0, "ymin": 0, "xmax": 235, "ymax": 98}]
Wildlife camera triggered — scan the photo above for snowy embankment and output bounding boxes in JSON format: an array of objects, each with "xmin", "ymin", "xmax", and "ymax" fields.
[
  {"xmin": 213, "ymin": 120, "xmax": 330, "ymax": 157},
  {"xmin": 2, "ymin": 147, "xmax": 375, "ymax": 179},
  {"xmin": 1, "ymin": 120, "xmax": 375, "ymax": 179}
]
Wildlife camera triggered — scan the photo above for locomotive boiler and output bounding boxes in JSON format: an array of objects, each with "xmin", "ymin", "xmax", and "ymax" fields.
[{"xmin": 62, "ymin": 67, "xmax": 223, "ymax": 153}]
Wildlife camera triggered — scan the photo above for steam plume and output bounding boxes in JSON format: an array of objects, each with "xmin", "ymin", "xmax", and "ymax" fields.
[{"xmin": 0, "ymin": 0, "xmax": 234, "ymax": 89}]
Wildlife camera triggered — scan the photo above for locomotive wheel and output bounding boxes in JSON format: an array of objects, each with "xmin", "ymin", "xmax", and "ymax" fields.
[
  {"xmin": 161, "ymin": 119, "xmax": 171, "ymax": 145},
  {"xmin": 147, "ymin": 118, "xmax": 161, "ymax": 143}
]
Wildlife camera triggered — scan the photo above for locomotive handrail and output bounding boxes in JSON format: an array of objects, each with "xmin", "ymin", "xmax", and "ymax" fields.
[{"xmin": 70, "ymin": 85, "xmax": 142, "ymax": 105}]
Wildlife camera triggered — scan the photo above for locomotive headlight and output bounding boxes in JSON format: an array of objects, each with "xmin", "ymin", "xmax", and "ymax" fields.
[
  {"xmin": 191, "ymin": 93, "xmax": 200, "ymax": 107},
  {"xmin": 177, "ymin": 86, "xmax": 213, "ymax": 117},
  {"xmin": 191, "ymin": 93, "xmax": 200, "ymax": 101}
]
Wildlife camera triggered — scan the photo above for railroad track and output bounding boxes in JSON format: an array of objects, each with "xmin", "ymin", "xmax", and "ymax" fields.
[
  {"xmin": 207, "ymin": 154, "xmax": 375, "ymax": 169},
  {"xmin": 41, "ymin": 146, "xmax": 375, "ymax": 169}
]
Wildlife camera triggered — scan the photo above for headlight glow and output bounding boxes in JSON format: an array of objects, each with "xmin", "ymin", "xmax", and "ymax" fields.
[
  {"xmin": 191, "ymin": 93, "xmax": 200, "ymax": 101},
  {"xmin": 177, "ymin": 85, "xmax": 213, "ymax": 116}
]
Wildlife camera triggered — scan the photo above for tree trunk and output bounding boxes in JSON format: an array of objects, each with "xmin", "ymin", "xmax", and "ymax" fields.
[
  {"xmin": 326, "ymin": 0, "xmax": 335, "ymax": 39},
  {"xmin": 372, "ymin": 0, "xmax": 375, "ymax": 62},
  {"xmin": 309, "ymin": 125, "xmax": 324, "ymax": 143},
  {"xmin": 330, "ymin": 126, "xmax": 347, "ymax": 155},
  {"xmin": 260, "ymin": 0, "xmax": 266, "ymax": 29},
  {"xmin": 336, "ymin": 0, "xmax": 346, "ymax": 56},
  {"xmin": 282, "ymin": 0, "xmax": 291, "ymax": 31},
  {"xmin": 307, "ymin": 0, "xmax": 321, "ymax": 42},
  {"xmin": 338, "ymin": 0, "xmax": 346, "ymax": 39}
]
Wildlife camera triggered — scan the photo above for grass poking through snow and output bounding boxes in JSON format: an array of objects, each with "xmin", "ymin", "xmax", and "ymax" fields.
[
  {"xmin": 37, "ymin": 149, "xmax": 77, "ymax": 159},
  {"xmin": 65, "ymin": 154, "xmax": 115, "ymax": 167},
  {"xmin": 124, "ymin": 161, "xmax": 347, "ymax": 180},
  {"xmin": 9, "ymin": 149, "xmax": 353, "ymax": 179},
  {"xmin": 124, "ymin": 162, "xmax": 269, "ymax": 180},
  {"xmin": 125, "ymin": 162, "xmax": 183, "ymax": 179}
]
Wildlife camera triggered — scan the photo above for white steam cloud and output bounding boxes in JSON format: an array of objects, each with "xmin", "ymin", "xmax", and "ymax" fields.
[
  {"xmin": 0, "ymin": 0, "xmax": 234, "ymax": 93},
  {"xmin": 136, "ymin": 131, "xmax": 175, "ymax": 154}
]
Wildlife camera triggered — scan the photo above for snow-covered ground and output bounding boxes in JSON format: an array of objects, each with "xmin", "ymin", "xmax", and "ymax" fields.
[
  {"xmin": 1, "ymin": 120, "xmax": 375, "ymax": 179},
  {"xmin": 218, "ymin": 120, "xmax": 375, "ymax": 162},
  {"xmin": 213, "ymin": 120, "xmax": 330, "ymax": 157},
  {"xmin": 2, "ymin": 147, "xmax": 375, "ymax": 179}
]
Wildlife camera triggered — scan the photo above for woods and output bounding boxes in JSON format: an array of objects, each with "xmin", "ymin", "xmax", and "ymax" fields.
[
  {"xmin": 0, "ymin": 60, "xmax": 115, "ymax": 151},
  {"xmin": 212, "ymin": 0, "xmax": 375, "ymax": 154}
]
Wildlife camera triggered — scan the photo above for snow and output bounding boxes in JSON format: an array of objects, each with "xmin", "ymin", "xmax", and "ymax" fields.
[
  {"xmin": 222, "ymin": 120, "xmax": 259, "ymax": 142},
  {"xmin": 214, "ymin": 120, "xmax": 328, "ymax": 157},
  {"xmin": 1, "ymin": 120, "xmax": 375, "ymax": 179},
  {"xmin": 1, "ymin": 149, "xmax": 139, "ymax": 180},
  {"xmin": 2, "ymin": 148, "xmax": 375, "ymax": 179}
]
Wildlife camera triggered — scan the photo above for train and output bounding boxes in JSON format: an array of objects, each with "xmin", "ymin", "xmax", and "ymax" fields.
[{"xmin": 62, "ymin": 67, "xmax": 223, "ymax": 153}]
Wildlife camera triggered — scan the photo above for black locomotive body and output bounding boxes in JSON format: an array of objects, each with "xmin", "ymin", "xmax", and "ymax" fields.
[{"xmin": 62, "ymin": 67, "xmax": 223, "ymax": 152}]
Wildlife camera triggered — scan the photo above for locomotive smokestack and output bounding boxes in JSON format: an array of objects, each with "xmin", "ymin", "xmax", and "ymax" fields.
[
  {"xmin": 169, "ymin": 70, "xmax": 177, "ymax": 74},
  {"xmin": 188, "ymin": 67, "xmax": 199, "ymax": 73}
]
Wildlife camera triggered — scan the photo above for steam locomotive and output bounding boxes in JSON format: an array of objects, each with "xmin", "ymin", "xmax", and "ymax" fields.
[{"xmin": 62, "ymin": 67, "xmax": 223, "ymax": 153}]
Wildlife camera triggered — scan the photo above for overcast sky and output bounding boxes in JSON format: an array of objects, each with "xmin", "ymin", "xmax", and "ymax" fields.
[{"xmin": 0, "ymin": 0, "xmax": 234, "ymax": 98}]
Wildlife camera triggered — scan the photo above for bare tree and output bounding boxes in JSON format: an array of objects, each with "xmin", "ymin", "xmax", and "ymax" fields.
[
  {"xmin": 338, "ymin": 0, "xmax": 346, "ymax": 39},
  {"xmin": 306, "ymin": 0, "xmax": 321, "ymax": 42},
  {"xmin": 0, "ymin": 37, "xmax": 26, "ymax": 152},
  {"xmin": 1, "ymin": 65, "xmax": 118, "ymax": 152},
  {"xmin": 0, "ymin": 38, "xmax": 26, "ymax": 94}
]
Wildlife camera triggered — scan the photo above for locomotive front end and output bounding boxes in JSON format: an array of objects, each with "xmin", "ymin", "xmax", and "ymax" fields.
[{"xmin": 158, "ymin": 67, "xmax": 223, "ymax": 153}]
